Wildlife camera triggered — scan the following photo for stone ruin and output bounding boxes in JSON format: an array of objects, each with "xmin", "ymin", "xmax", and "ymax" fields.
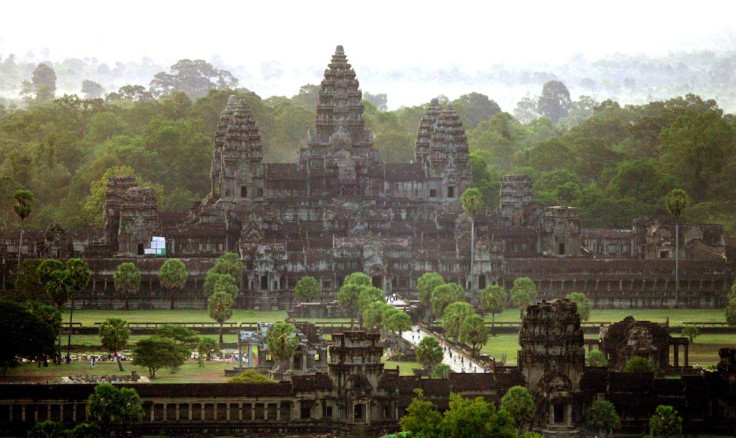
[{"xmin": 0, "ymin": 45, "xmax": 732, "ymax": 311}]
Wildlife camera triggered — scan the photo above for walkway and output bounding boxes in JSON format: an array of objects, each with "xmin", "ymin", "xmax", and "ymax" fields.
[{"xmin": 401, "ymin": 325, "xmax": 487, "ymax": 373}]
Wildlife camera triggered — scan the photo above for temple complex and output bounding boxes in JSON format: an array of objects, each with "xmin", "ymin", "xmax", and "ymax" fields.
[{"xmin": 0, "ymin": 45, "xmax": 732, "ymax": 310}]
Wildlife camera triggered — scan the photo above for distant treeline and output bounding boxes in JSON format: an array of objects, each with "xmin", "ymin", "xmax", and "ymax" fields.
[{"xmin": 1, "ymin": 59, "xmax": 735, "ymax": 236}]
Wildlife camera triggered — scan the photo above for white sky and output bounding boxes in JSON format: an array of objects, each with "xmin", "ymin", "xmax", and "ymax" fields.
[{"xmin": 1, "ymin": 0, "xmax": 735, "ymax": 107}]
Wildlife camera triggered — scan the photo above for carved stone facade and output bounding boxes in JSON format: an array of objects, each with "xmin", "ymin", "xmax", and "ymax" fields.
[
  {"xmin": 1, "ymin": 45, "xmax": 732, "ymax": 309},
  {"xmin": 519, "ymin": 299, "xmax": 585, "ymax": 436}
]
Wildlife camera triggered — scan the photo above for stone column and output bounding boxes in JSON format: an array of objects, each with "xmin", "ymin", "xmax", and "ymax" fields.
[
  {"xmin": 150, "ymin": 404, "xmax": 155, "ymax": 422},
  {"xmin": 163, "ymin": 404, "xmax": 167, "ymax": 421},
  {"xmin": 226, "ymin": 403, "xmax": 230, "ymax": 421},
  {"xmin": 73, "ymin": 404, "xmax": 77, "ymax": 422},
  {"xmin": 188, "ymin": 404, "xmax": 192, "ymax": 421},
  {"xmin": 684, "ymin": 344, "xmax": 689, "ymax": 367},
  {"xmin": 175, "ymin": 404, "xmax": 179, "ymax": 421},
  {"xmin": 275, "ymin": 402, "xmax": 281, "ymax": 421},
  {"xmin": 59, "ymin": 404, "xmax": 64, "ymax": 422},
  {"xmin": 201, "ymin": 404, "xmax": 205, "ymax": 421},
  {"xmin": 22, "ymin": 405, "xmax": 26, "ymax": 422},
  {"xmin": 674, "ymin": 344, "xmax": 679, "ymax": 367}
]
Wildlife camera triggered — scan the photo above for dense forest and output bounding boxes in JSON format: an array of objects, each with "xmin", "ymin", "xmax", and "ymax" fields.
[{"xmin": 1, "ymin": 58, "xmax": 736, "ymax": 237}]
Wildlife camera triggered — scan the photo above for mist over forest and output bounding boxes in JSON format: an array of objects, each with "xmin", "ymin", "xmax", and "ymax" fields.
[
  {"xmin": 1, "ymin": 49, "xmax": 735, "ymax": 112},
  {"xmin": 2, "ymin": 48, "xmax": 736, "ymax": 239}
]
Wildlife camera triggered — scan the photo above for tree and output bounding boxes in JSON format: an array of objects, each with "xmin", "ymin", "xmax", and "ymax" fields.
[
  {"xmin": 158, "ymin": 258, "xmax": 187, "ymax": 309},
  {"xmin": 443, "ymin": 301, "xmax": 474, "ymax": 343},
  {"xmin": 586, "ymin": 350, "xmax": 608, "ymax": 367},
  {"xmin": 87, "ymin": 383, "xmax": 144, "ymax": 434},
  {"xmin": 649, "ymin": 405, "xmax": 682, "ymax": 438},
  {"xmin": 81, "ymin": 80, "xmax": 104, "ymax": 99},
  {"xmin": 385, "ymin": 311, "xmax": 412, "ymax": 352},
  {"xmin": 460, "ymin": 314, "xmax": 488, "ymax": 357},
  {"xmin": 624, "ymin": 356, "xmax": 656, "ymax": 373},
  {"xmin": 209, "ymin": 252, "xmax": 244, "ymax": 284},
  {"xmin": 12, "ymin": 189, "xmax": 33, "ymax": 270},
  {"xmin": 480, "ymin": 285, "xmax": 507, "ymax": 336},
  {"xmin": 228, "ymin": 369, "xmax": 277, "ymax": 384},
  {"xmin": 461, "ymin": 187, "xmax": 483, "ymax": 278},
  {"xmin": 727, "ymin": 301, "xmax": 736, "ymax": 326},
  {"xmin": 586, "ymin": 400, "xmax": 621, "ymax": 438},
  {"xmin": 440, "ymin": 393, "xmax": 516, "ymax": 438},
  {"xmin": 357, "ymin": 286, "xmax": 385, "ymax": 315},
  {"xmin": 363, "ymin": 301, "xmax": 391, "ymax": 332},
  {"xmin": 538, "ymin": 80, "xmax": 571, "ymax": 124},
  {"xmin": 157, "ymin": 324, "xmax": 198, "ymax": 345},
  {"xmin": 27, "ymin": 301, "xmax": 62, "ymax": 367},
  {"xmin": 565, "ymin": 292, "xmax": 591, "ymax": 321},
  {"xmin": 294, "ymin": 276, "xmax": 320, "ymax": 302},
  {"xmin": 21, "ymin": 63, "xmax": 56, "ymax": 101},
  {"xmin": 399, "ymin": 389, "xmax": 443, "ymax": 437},
  {"xmin": 417, "ymin": 272, "xmax": 445, "ymax": 320},
  {"xmin": 430, "ymin": 283, "xmax": 465, "ymax": 318},
  {"xmin": 0, "ymin": 299, "xmax": 56, "ymax": 371},
  {"xmin": 265, "ymin": 322, "xmax": 300, "ymax": 371},
  {"xmin": 197, "ymin": 337, "xmax": 219, "ymax": 367},
  {"xmin": 665, "ymin": 189, "xmax": 688, "ymax": 306},
  {"xmin": 37, "ymin": 259, "xmax": 68, "ymax": 361},
  {"xmin": 99, "ymin": 318, "xmax": 130, "ymax": 372},
  {"xmin": 27, "ymin": 420, "xmax": 67, "ymax": 438},
  {"xmin": 208, "ymin": 290, "xmax": 233, "ymax": 344},
  {"xmin": 500, "ymin": 385, "xmax": 536, "ymax": 432},
  {"xmin": 149, "ymin": 59, "xmax": 239, "ymax": 99},
  {"xmin": 432, "ymin": 363, "xmax": 452, "ymax": 379},
  {"xmin": 113, "ymin": 262, "xmax": 141, "ymax": 310},
  {"xmin": 452, "ymin": 92, "xmax": 501, "ymax": 129},
  {"xmin": 337, "ymin": 283, "xmax": 362, "ymax": 329},
  {"xmin": 132, "ymin": 336, "xmax": 188, "ymax": 378},
  {"xmin": 203, "ymin": 272, "xmax": 237, "ymax": 297},
  {"xmin": 681, "ymin": 326, "xmax": 701, "ymax": 343},
  {"xmin": 415, "ymin": 336, "xmax": 443, "ymax": 374},
  {"xmin": 344, "ymin": 271, "xmax": 372, "ymax": 287},
  {"xmin": 510, "ymin": 277, "xmax": 538, "ymax": 317},
  {"xmin": 63, "ymin": 258, "xmax": 90, "ymax": 363}
]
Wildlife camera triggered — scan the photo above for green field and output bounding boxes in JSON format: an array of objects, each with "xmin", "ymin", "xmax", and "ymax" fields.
[
  {"xmin": 2, "ymin": 360, "xmax": 235, "ymax": 384},
  {"xmin": 62, "ymin": 309, "xmax": 351, "ymax": 326},
  {"xmin": 384, "ymin": 360, "xmax": 421, "ymax": 376},
  {"xmin": 487, "ymin": 307, "xmax": 727, "ymax": 325}
]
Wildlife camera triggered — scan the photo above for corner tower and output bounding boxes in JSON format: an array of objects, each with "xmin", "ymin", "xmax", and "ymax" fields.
[{"xmin": 423, "ymin": 103, "xmax": 471, "ymax": 200}]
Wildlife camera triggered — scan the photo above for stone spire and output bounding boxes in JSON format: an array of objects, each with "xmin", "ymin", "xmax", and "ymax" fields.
[
  {"xmin": 414, "ymin": 98, "xmax": 441, "ymax": 164},
  {"xmin": 308, "ymin": 45, "xmax": 372, "ymax": 152},
  {"xmin": 429, "ymin": 103, "xmax": 469, "ymax": 171},
  {"xmin": 210, "ymin": 96, "xmax": 263, "ymax": 199}
]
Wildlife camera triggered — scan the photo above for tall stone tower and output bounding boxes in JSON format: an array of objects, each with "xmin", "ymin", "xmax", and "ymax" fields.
[
  {"xmin": 414, "ymin": 101, "xmax": 472, "ymax": 201},
  {"xmin": 299, "ymin": 45, "xmax": 383, "ymax": 197},
  {"xmin": 328, "ymin": 331, "xmax": 384, "ymax": 424},
  {"xmin": 414, "ymin": 98, "xmax": 441, "ymax": 164},
  {"xmin": 518, "ymin": 299, "xmax": 585, "ymax": 436},
  {"xmin": 210, "ymin": 96, "xmax": 264, "ymax": 203},
  {"xmin": 499, "ymin": 174, "xmax": 534, "ymax": 226}
]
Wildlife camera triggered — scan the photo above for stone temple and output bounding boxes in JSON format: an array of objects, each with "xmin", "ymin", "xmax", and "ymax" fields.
[{"xmin": 0, "ymin": 45, "xmax": 731, "ymax": 309}]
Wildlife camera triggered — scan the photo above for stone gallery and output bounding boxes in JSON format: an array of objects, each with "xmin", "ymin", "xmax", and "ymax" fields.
[{"xmin": 2, "ymin": 46, "xmax": 729, "ymax": 311}]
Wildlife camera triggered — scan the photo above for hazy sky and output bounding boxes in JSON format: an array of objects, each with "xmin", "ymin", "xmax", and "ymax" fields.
[{"xmin": 2, "ymin": 0, "xmax": 735, "ymax": 107}]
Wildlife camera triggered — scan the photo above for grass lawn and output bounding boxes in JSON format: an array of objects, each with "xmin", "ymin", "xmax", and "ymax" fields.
[
  {"xmin": 63, "ymin": 309, "xmax": 288, "ymax": 326},
  {"xmin": 479, "ymin": 333, "xmax": 733, "ymax": 367},
  {"xmin": 487, "ymin": 307, "xmax": 727, "ymax": 325},
  {"xmin": 384, "ymin": 360, "xmax": 421, "ymax": 376},
  {"xmin": 2, "ymin": 360, "xmax": 235, "ymax": 384},
  {"xmin": 63, "ymin": 309, "xmax": 351, "ymax": 327},
  {"xmin": 64, "ymin": 333, "xmax": 238, "ymax": 349}
]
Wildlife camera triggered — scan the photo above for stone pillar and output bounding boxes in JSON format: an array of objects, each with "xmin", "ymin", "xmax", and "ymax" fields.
[
  {"xmin": 150, "ymin": 404, "xmax": 155, "ymax": 422},
  {"xmin": 163, "ymin": 404, "xmax": 167, "ymax": 421},
  {"xmin": 674, "ymin": 344, "xmax": 679, "ymax": 367},
  {"xmin": 59, "ymin": 404, "xmax": 64, "ymax": 422},
  {"xmin": 73, "ymin": 404, "xmax": 77, "ymax": 422},
  {"xmin": 684, "ymin": 344, "xmax": 689, "ymax": 367},
  {"xmin": 22, "ymin": 405, "xmax": 26, "ymax": 422},
  {"xmin": 188, "ymin": 404, "xmax": 192, "ymax": 421},
  {"xmin": 276, "ymin": 402, "xmax": 281, "ymax": 421},
  {"xmin": 175, "ymin": 404, "xmax": 179, "ymax": 421},
  {"xmin": 201, "ymin": 404, "xmax": 205, "ymax": 422},
  {"xmin": 226, "ymin": 403, "xmax": 230, "ymax": 421}
]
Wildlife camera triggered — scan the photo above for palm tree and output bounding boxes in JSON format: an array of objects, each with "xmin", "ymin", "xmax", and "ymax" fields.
[
  {"xmin": 665, "ymin": 189, "xmax": 687, "ymax": 306},
  {"xmin": 12, "ymin": 190, "xmax": 33, "ymax": 269},
  {"xmin": 461, "ymin": 188, "xmax": 483, "ymax": 290}
]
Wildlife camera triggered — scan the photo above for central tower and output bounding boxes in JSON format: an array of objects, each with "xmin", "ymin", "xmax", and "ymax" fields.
[{"xmin": 299, "ymin": 45, "xmax": 383, "ymax": 197}]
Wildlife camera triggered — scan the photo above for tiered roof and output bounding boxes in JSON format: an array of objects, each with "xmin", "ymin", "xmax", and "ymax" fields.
[{"xmin": 415, "ymin": 98, "xmax": 441, "ymax": 164}]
